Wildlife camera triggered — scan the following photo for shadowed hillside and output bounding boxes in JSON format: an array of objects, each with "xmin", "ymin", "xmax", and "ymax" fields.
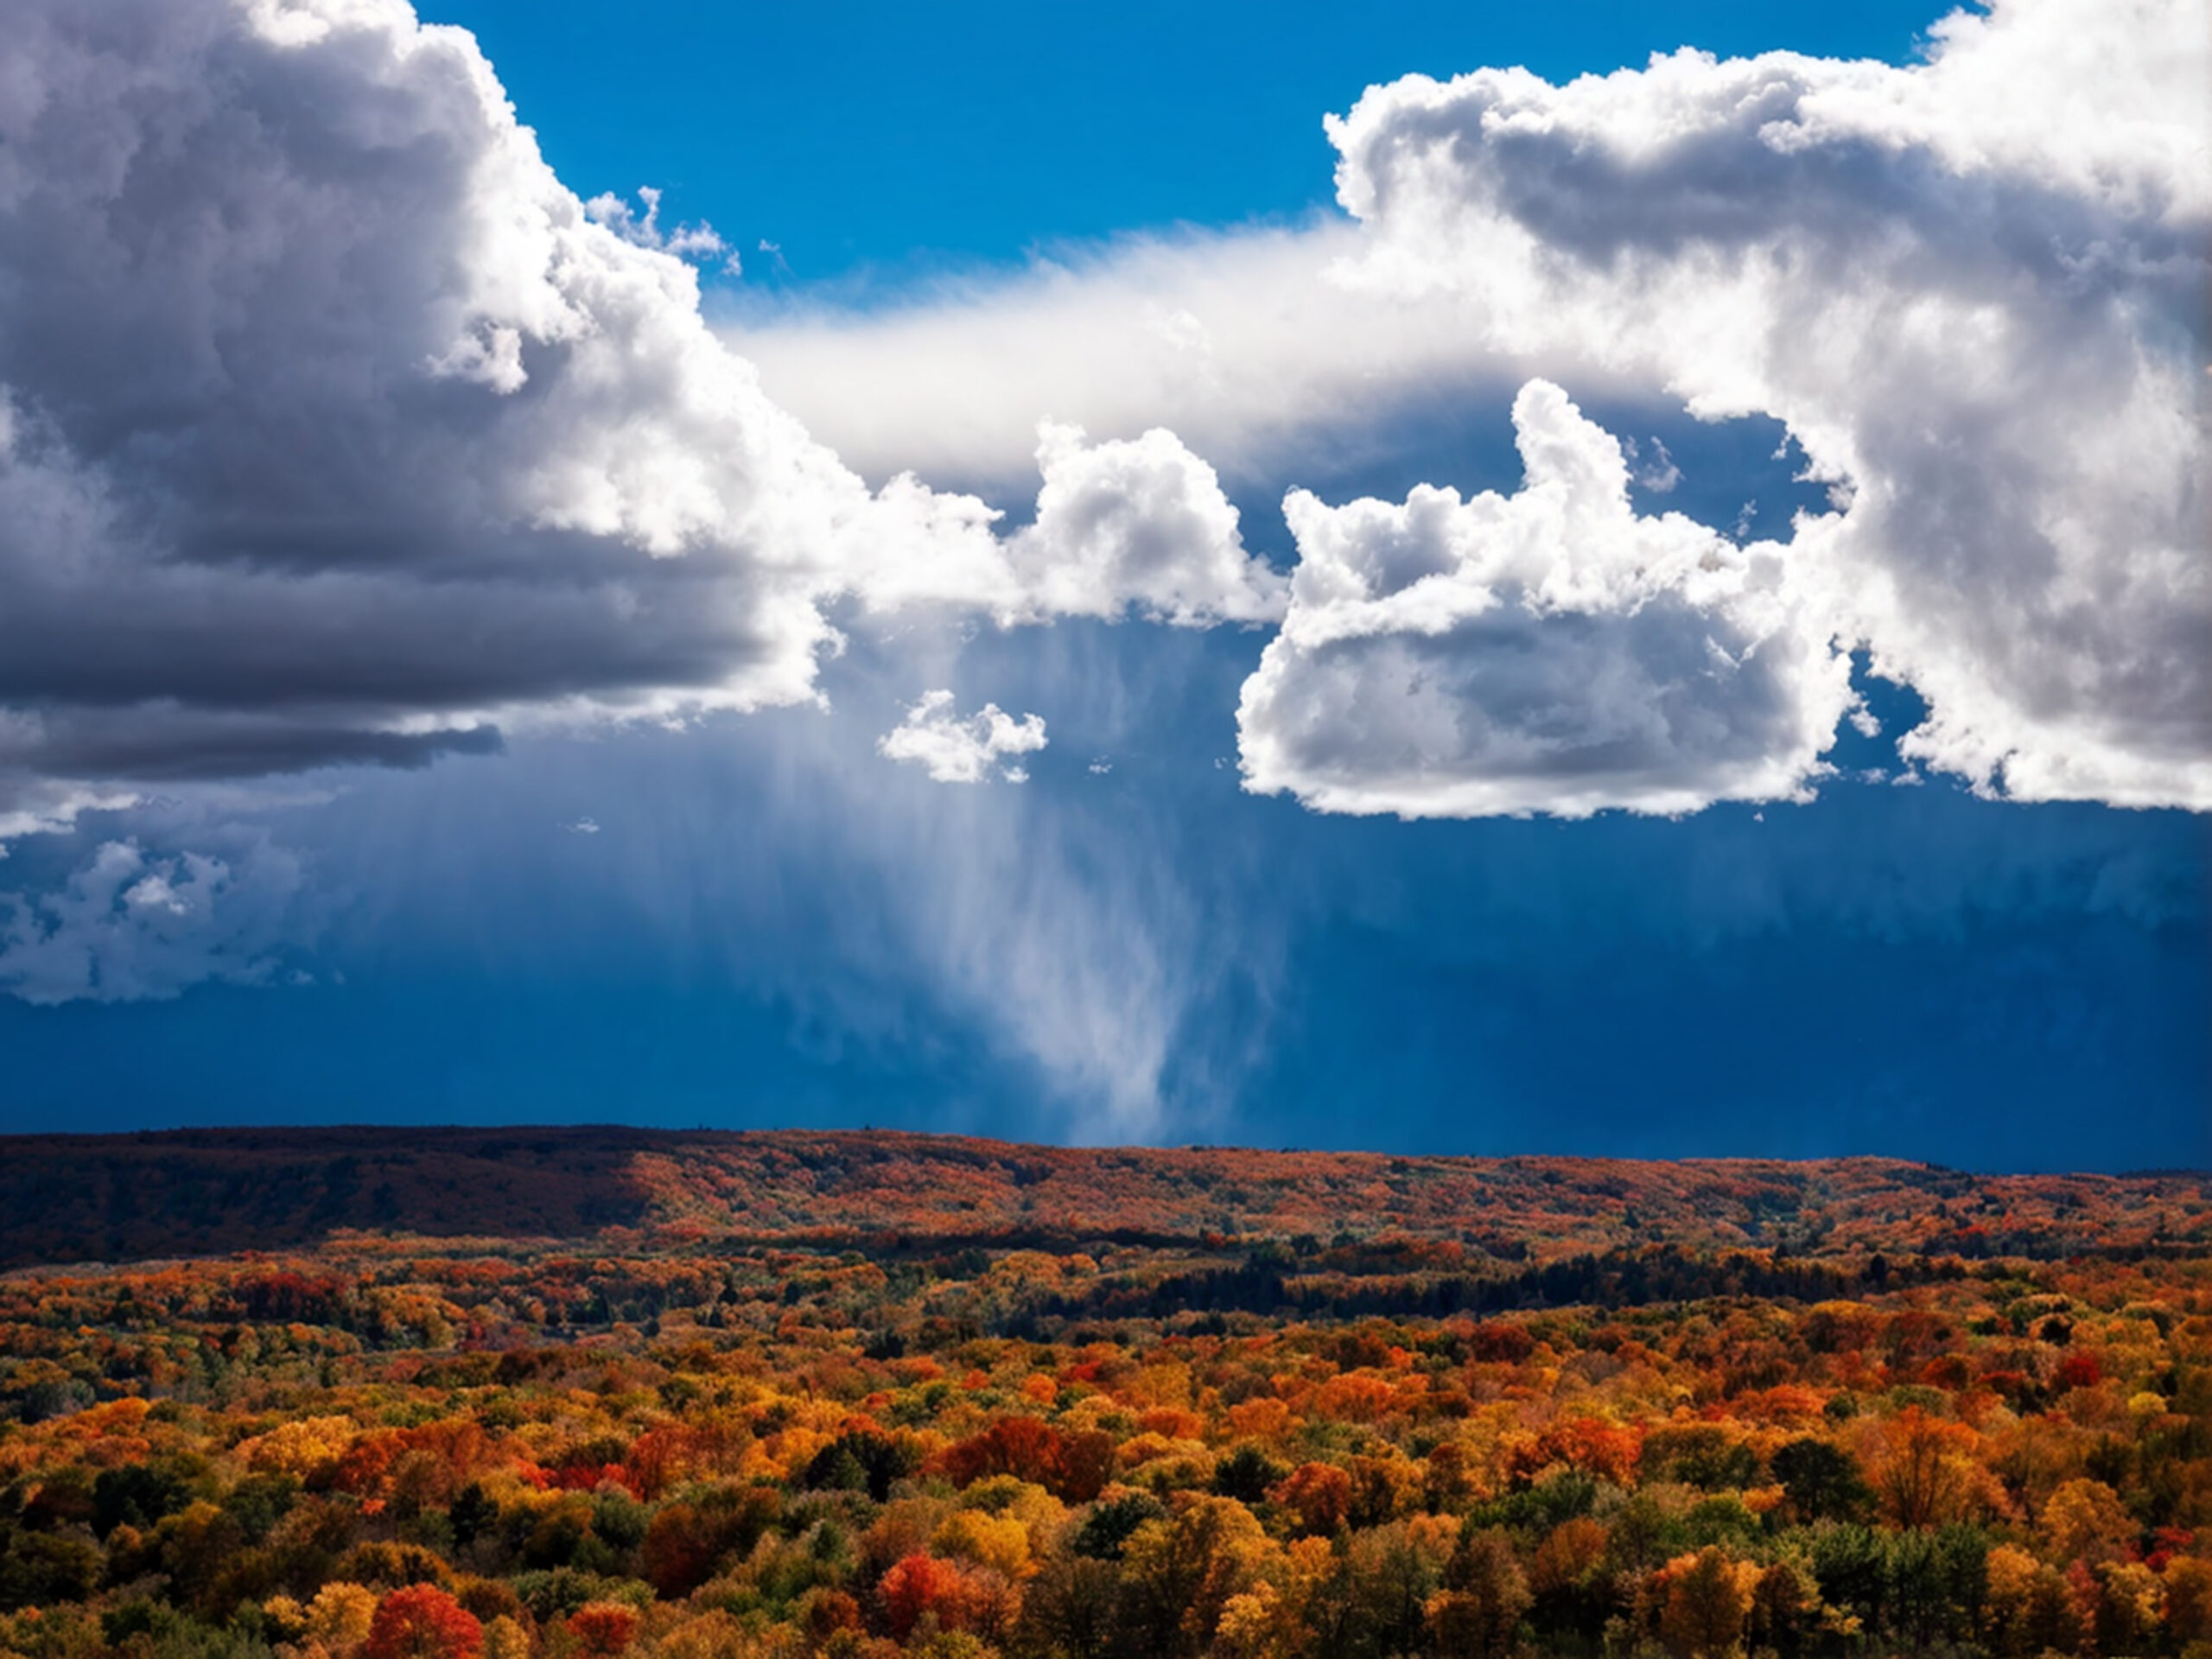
[
  {"xmin": 0, "ymin": 1126, "xmax": 2202, "ymax": 1271},
  {"xmin": 0, "ymin": 1128, "xmax": 659, "ymax": 1268}
]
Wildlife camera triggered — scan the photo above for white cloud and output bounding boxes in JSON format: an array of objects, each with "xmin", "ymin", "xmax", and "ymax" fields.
[
  {"xmin": 3, "ymin": 0, "xmax": 2198, "ymax": 850},
  {"xmin": 859, "ymin": 422, "xmax": 1285, "ymax": 626},
  {"xmin": 731, "ymin": 225, "xmax": 1533, "ymax": 493},
  {"xmin": 1010, "ymin": 424, "xmax": 1284, "ymax": 626},
  {"xmin": 741, "ymin": 0, "xmax": 2210, "ymax": 817},
  {"xmin": 1319, "ymin": 0, "xmax": 2209, "ymax": 808},
  {"xmin": 1239, "ymin": 380, "xmax": 1854, "ymax": 817},
  {"xmin": 878, "ymin": 690, "xmax": 1048, "ymax": 784},
  {"xmin": 584, "ymin": 185, "xmax": 736, "ymax": 270},
  {"xmin": 0, "ymin": 0, "xmax": 1268, "ymax": 835},
  {"xmin": 0, "ymin": 835, "xmax": 308, "ymax": 1004},
  {"xmin": 1624, "ymin": 436, "xmax": 1680, "ymax": 494}
]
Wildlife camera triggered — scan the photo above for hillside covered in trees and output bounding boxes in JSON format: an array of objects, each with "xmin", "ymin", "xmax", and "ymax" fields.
[
  {"xmin": 0, "ymin": 1128, "xmax": 2202, "ymax": 1271},
  {"xmin": 0, "ymin": 1133, "xmax": 2207, "ymax": 1659}
]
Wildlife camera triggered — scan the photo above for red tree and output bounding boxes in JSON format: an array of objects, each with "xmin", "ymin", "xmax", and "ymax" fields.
[
  {"xmin": 1271, "ymin": 1463, "xmax": 1355, "ymax": 1536},
  {"xmin": 938, "ymin": 1417, "xmax": 1065, "ymax": 1488},
  {"xmin": 362, "ymin": 1586, "xmax": 483, "ymax": 1659},
  {"xmin": 877, "ymin": 1554, "xmax": 1011, "ymax": 1642},
  {"xmin": 566, "ymin": 1602, "xmax": 640, "ymax": 1656}
]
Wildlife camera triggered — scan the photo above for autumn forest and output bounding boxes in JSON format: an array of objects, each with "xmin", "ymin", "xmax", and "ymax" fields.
[{"xmin": 0, "ymin": 1129, "xmax": 2206, "ymax": 1659}]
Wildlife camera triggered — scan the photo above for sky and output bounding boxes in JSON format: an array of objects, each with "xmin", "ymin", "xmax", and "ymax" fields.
[{"xmin": 0, "ymin": 0, "xmax": 2202, "ymax": 1168}]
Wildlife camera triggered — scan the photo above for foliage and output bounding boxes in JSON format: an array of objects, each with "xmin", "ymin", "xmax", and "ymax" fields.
[{"xmin": 0, "ymin": 1136, "xmax": 2205, "ymax": 1656}]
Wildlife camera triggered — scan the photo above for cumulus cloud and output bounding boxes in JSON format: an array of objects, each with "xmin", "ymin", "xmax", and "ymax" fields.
[
  {"xmin": 741, "ymin": 0, "xmax": 2209, "ymax": 817},
  {"xmin": 4, "ymin": 0, "xmax": 2200, "ymax": 856},
  {"xmin": 0, "ymin": 835, "xmax": 308, "ymax": 1004},
  {"xmin": 1009, "ymin": 424, "xmax": 1283, "ymax": 626},
  {"xmin": 861, "ymin": 423, "xmax": 1285, "ymax": 626},
  {"xmin": 1239, "ymin": 379, "xmax": 1854, "ymax": 817},
  {"xmin": 0, "ymin": 0, "xmax": 1263, "ymax": 832},
  {"xmin": 1319, "ymin": 0, "xmax": 2209, "ymax": 808},
  {"xmin": 879, "ymin": 690, "xmax": 1048, "ymax": 783}
]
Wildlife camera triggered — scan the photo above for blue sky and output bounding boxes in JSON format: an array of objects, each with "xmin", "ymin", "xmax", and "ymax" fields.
[
  {"xmin": 435, "ymin": 0, "xmax": 1958, "ymax": 281},
  {"xmin": 0, "ymin": 0, "xmax": 2202, "ymax": 1167}
]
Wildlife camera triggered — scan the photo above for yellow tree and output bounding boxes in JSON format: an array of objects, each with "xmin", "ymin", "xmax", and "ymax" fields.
[
  {"xmin": 1871, "ymin": 1408, "xmax": 1981, "ymax": 1529},
  {"xmin": 2037, "ymin": 1478, "xmax": 2133, "ymax": 1567},
  {"xmin": 1659, "ymin": 1548, "xmax": 1758, "ymax": 1659},
  {"xmin": 1119, "ymin": 1496, "xmax": 1276, "ymax": 1657}
]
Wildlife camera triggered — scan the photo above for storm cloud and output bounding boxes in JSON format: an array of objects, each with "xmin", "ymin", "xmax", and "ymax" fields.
[{"xmin": 0, "ymin": 0, "xmax": 1277, "ymax": 823}]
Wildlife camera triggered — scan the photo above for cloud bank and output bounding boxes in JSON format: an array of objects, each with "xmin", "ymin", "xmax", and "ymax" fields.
[{"xmin": 733, "ymin": 224, "xmax": 1531, "ymax": 494}]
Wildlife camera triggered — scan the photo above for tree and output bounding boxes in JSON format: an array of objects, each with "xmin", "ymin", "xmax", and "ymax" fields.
[
  {"xmin": 0, "ymin": 1529, "xmax": 102, "ymax": 1611},
  {"xmin": 806, "ymin": 1430, "xmax": 920, "ymax": 1503},
  {"xmin": 1529, "ymin": 1516, "xmax": 1612, "ymax": 1642},
  {"xmin": 1884, "ymin": 1522, "xmax": 1987, "ymax": 1649},
  {"xmin": 2164, "ymin": 1555, "xmax": 2212, "ymax": 1648},
  {"xmin": 1981, "ymin": 1542, "xmax": 2080, "ymax": 1658},
  {"xmin": 1427, "ymin": 1529, "xmax": 1530, "ymax": 1659},
  {"xmin": 1012, "ymin": 1553, "xmax": 1122, "ymax": 1659},
  {"xmin": 1772, "ymin": 1438, "xmax": 1872, "ymax": 1524},
  {"xmin": 1872, "ymin": 1408, "xmax": 1978, "ymax": 1529},
  {"xmin": 1642, "ymin": 1426, "xmax": 1760, "ymax": 1493},
  {"xmin": 640, "ymin": 1486, "xmax": 779, "ymax": 1598},
  {"xmin": 308, "ymin": 1582, "xmax": 382, "ymax": 1657},
  {"xmin": 362, "ymin": 1585, "xmax": 483, "ymax": 1659},
  {"xmin": 933, "ymin": 1509, "xmax": 1032, "ymax": 1580},
  {"xmin": 566, "ymin": 1600, "xmax": 641, "ymax": 1656},
  {"xmin": 1331, "ymin": 1522, "xmax": 1446, "ymax": 1659},
  {"xmin": 938, "ymin": 1419, "xmax": 1065, "ymax": 1492},
  {"xmin": 2038, "ymin": 1478, "xmax": 2133, "ymax": 1567},
  {"xmin": 1070, "ymin": 1492, "xmax": 1166, "ymax": 1561},
  {"xmin": 1214, "ymin": 1445, "xmax": 1287, "ymax": 1504},
  {"xmin": 1747, "ymin": 1560, "xmax": 1817, "ymax": 1657},
  {"xmin": 879, "ymin": 1553, "xmax": 1014, "ymax": 1643},
  {"xmin": 1270, "ymin": 1464, "xmax": 1354, "ymax": 1538},
  {"xmin": 92, "ymin": 1465, "xmax": 187, "ymax": 1538},
  {"xmin": 1119, "ymin": 1497, "xmax": 1274, "ymax": 1657},
  {"xmin": 1660, "ymin": 1548, "xmax": 1756, "ymax": 1659},
  {"xmin": 2093, "ymin": 1561, "xmax": 2164, "ymax": 1655}
]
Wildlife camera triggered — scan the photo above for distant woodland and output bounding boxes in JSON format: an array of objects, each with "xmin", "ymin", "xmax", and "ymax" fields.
[{"xmin": 0, "ymin": 1130, "xmax": 2206, "ymax": 1659}]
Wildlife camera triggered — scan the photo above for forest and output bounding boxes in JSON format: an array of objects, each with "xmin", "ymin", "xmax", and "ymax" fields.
[{"xmin": 0, "ymin": 1131, "xmax": 2206, "ymax": 1659}]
